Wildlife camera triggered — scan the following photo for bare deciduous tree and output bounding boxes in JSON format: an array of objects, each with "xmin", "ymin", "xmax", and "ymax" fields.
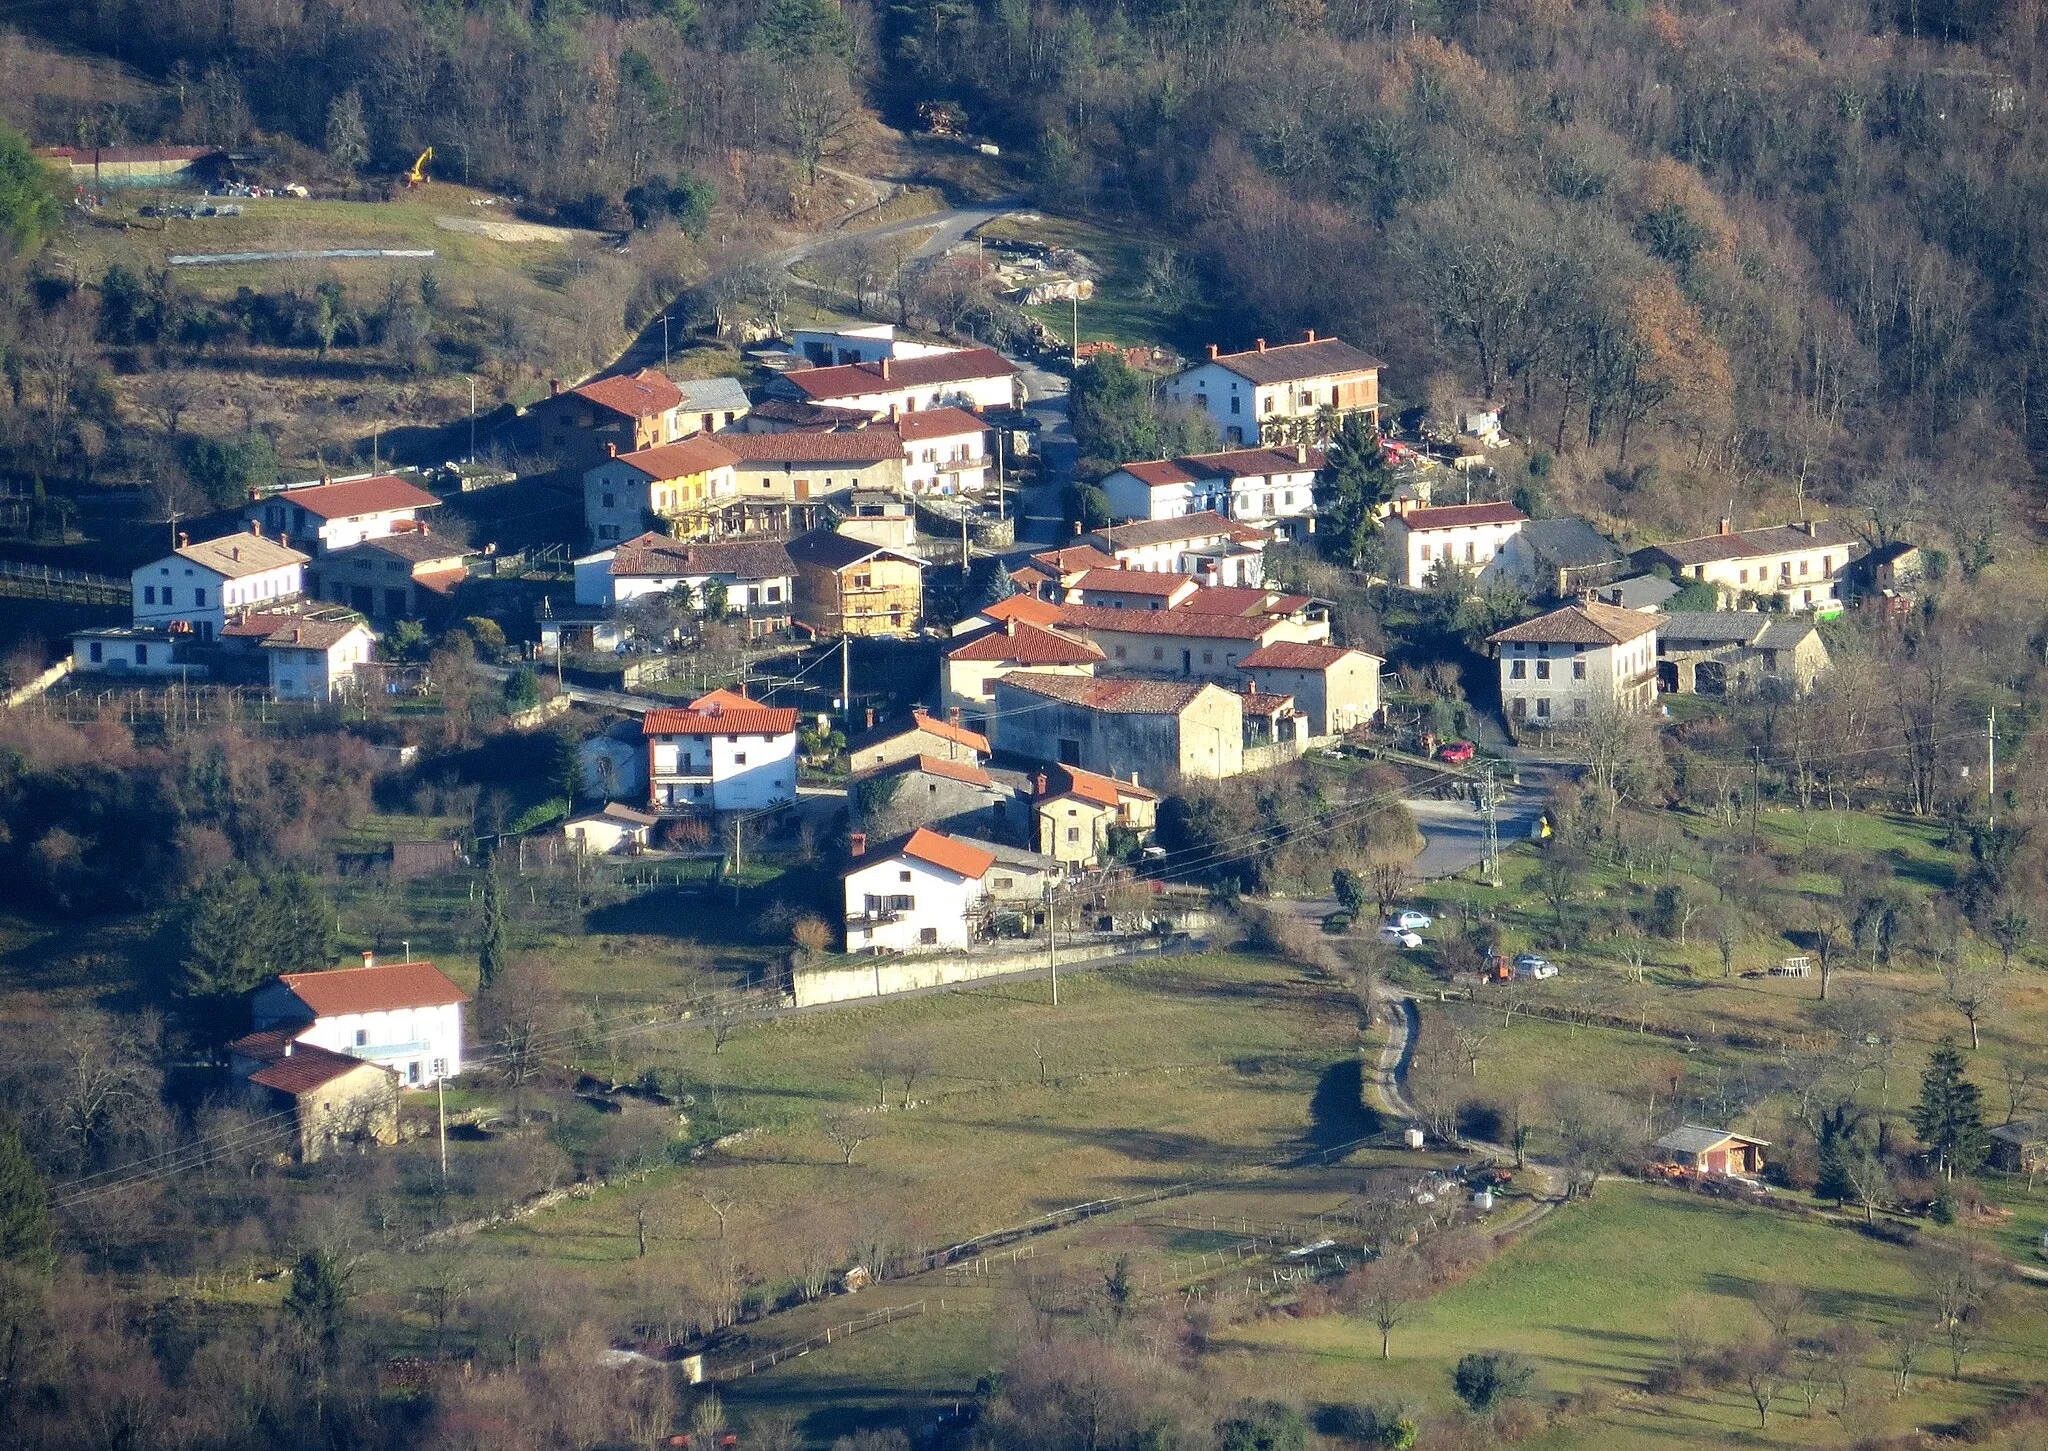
[{"xmin": 820, "ymin": 1110, "xmax": 869, "ymax": 1166}]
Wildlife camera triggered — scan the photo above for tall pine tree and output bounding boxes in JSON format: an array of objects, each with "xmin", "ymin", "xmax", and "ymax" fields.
[
  {"xmin": 0, "ymin": 1111, "xmax": 53, "ymax": 1275},
  {"xmin": 179, "ymin": 868, "xmax": 334, "ymax": 1047},
  {"xmin": 1814, "ymin": 1104, "xmax": 1861, "ymax": 1206},
  {"xmin": 1910, "ymin": 1039, "xmax": 1989, "ymax": 1181},
  {"xmin": 478, "ymin": 861, "xmax": 507, "ymax": 991},
  {"xmin": 1313, "ymin": 413, "xmax": 1394, "ymax": 569}
]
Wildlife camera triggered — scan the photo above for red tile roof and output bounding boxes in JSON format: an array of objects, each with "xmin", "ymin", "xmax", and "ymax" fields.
[
  {"xmin": 1070, "ymin": 568, "xmax": 1193, "ymax": 597},
  {"xmin": 907, "ymin": 709, "xmax": 990, "ymax": 754},
  {"xmin": 1395, "ymin": 501, "xmax": 1528, "ymax": 531},
  {"xmin": 1240, "ymin": 689, "xmax": 1297, "ymax": 715},
  {"xmin": 259, "ymin": 474, "xmax": 441, "ymax": 520},
  {"xmin": 1237, "ymin": 642, "xmax": 1374, "ymax": 670},
  {"xmin": 642, "ymin": 693, "xmax": 801, "ymax": 735},
  {"xmin": 999, "ymin": 671, "xmax": 1224, "ymax": 714},
  {"xmin": 1173, "ymin": 585, "xmax": 1310, "ymax": 617},
  {"xmin": 894, "ymin": 406, "xmax": 988, "ymax": 443},
  {"xmin": 221, "ymin": 611, "xmax": 305, "ymax": 640},
  {"xmin": 898, "ymin": 826, "xmax": 997, "ymax": 879},
  {"xmin": 977, "ymin": 595, "xmax": 1064, "ymax": 628},
  {"xmin": 248, "ymin": 1041, "xmax": 392, "ymax": 1096},
  {"xmin": 1027, "ymin": 545, "xmax": 1119, "ymax": 575},
  {"xmin": 862, "ymin": 753, "xmax": 997, "ymax": 788},
  {"xmin": 613, "ymin": 435, "xmax": 738, "ymax": 479},
  {"xmin": 1205, "ymin": 336, "xmax": 1382, "ymax": 385},
  {"xmin": 723, "ymin": 430, "xmax": 904, "ymax": 465},
  {"xmin": 946, "ymin": 622, "xmax": 1104, "ymax": 665},
  {"xmin": 787, "ymin": 348, "xmax": 1018, "ymax": 402},
  {"xmin": 1488, "ymin": 600, "xmax": 1660, "ymax": 646},
  {"xmin": 1185, "ymin": 446, "xmax": 1324, "ymax": 476},
  {"xmin": 572, "ymin": 368, "xmax": 685, "ymax": 419},
  {"xmin": 1042, "ymin": 762, "xmax": 1158, "ymax": 805},
  {"xmin": 277, "ymin": 961, "xmax": 469, "ymax": 1017},
  {"xmin": 227, "ymin": 1027, "xmax": 305, "ymax": 1061},
  {"xmin": 258, "ymin": 617, "xmax": 372, "ymax": 651},
  {"xmin": 1119, "ymin": 459, "xmax": 1203, "ymax": 488},
  {"xmin": 1055, "ymin": 603, "xmax": 1283, "ymax": 641}
]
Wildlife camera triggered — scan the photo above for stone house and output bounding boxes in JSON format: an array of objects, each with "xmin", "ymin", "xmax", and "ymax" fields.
[
  {"xmin": 847, "ymin": 710, "xmax": 990, "ymax": 772},
  {"xmin": 848, "ymin": 753, "xmax": 1029, "ymax": 843},
  {"xmin": 1234, "ymin": 641, "xmax": 1383, "ymax": 737},
  {"xmin": 1033, "ymin": 763, "xmax": 1160, "ymax": 866},
  {"xmin": 228, "ymin": 1036, "xmax": 399, "ymax": 1162},
  {"xmin": 990, "ymin": 672, "xmax": 1245, "ymax": 784},
  {"xmin": 1654, "ymin": 612, "xmax": 1831, "ymax": 695},
  {"xmin": 942, "ymin": 619, "xmax": 1103, "ymax": 729}
]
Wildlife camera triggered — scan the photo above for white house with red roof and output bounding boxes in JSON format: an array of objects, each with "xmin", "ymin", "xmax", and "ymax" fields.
[
  {"xmin": 1233, "ymin": 641, "xmax": 1384, "ymax": 737},
  {"xmin": 771, "ymin": 348, "xmax": 1020, "ymax": 419},
  {"xmin": 243, "ymin": 955, "xmax": 470, "ymax": 1088},
  {"xmin": 132, "ymin": 525, "xmax": 308, "ymax": 641},
  {"xmin": 244, "ymin": 474, "xmax": 443, "ymax": 556},
  {"xmin": 1382, "ymin": 500, "xmax": 1529, "ymax": 589},
  {"xmin": 1080, "ymin": 513, "xmax": 1272, "ymax": 589},
  {"xmin": 1101, "ymin": 446, "xmax": 1323, "ymax": 535},
  {"xmin": 895, "ymin": 406, "xmax": 990, "ymax": 495},
  {"xmin": 642, "ymin": 688, "xmax": 800, "ymax": 812},
  {"xmin": 942, "ymin": 617, "xmax": 1104, "ymax": 727},
  {"xmin": 1065, "ymin": 568, "xmax": 1202, "ymax": 611},
  {"xmin": 261, "ymin": 616, "xmax": 376, "ymax": 701},
  {"xmin": 1160, "ymin": 332, "xmax": 1383, "ymax": 446},
  {"xmin": 842, "ymin": 827, "xmax": 997, "ymax": 953}
]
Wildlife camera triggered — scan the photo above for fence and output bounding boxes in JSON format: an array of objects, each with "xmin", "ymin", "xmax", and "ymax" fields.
[
  {"xmin": 709, "ymin": 1300, "xmax": 932, "ymax": 1382},
  {"xmin": 0, "ymin": 557, "xmax": 130, "ymax": 605}
]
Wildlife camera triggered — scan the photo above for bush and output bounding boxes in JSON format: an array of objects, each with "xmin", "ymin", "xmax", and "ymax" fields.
[
  {"xmin": 1215, "ymin": 1400, "xmax": 1307, "ymax": 1451},
  {"xmin": 1453, "ymin": 1352, "xmax": 1535, "ymax": 1411},
  {"xmin": 1322, "ymin": 911, "xmax": 1356, "ymax": 934}
]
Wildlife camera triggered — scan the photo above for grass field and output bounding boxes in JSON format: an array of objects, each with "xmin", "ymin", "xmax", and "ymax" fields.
[{"xmin": 978, "ymin": 213, "xmax": 1214, "ymax": 356}]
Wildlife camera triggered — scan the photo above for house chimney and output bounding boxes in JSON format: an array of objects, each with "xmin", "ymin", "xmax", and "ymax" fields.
[
  {"xmin": 1035, "ymin": 770, "xmax": 1048, "ymax": 795},
  {"xmin": 178, "ymin": 531, "xmax": 189, "ymax": 548},
  {"xmin": 282, "ymin": 1040, "xmax": 293, "ymax": 1057},
  {"xmin": 1072, "ymin": 520, "xmax": 1082, "ymax": 536},
  {"xmin": 232, "ymin": 546, "xmax": 240, "ymax": 562},
  {"xmin": 549, "ymin": 378, "xmax": 562, "ymax": 397},
  {"xmin": 361, "ymin": 950, "xmax": 374, "ymax": 967},
  {"xmin": 1304, "ymin": 329, "xmax": 1317, "ymax": 343},
  {"xmin": 850, "ymin": 831, "xmax": 867, "ymax": 857},
  {"xmin": 607, "ymin": 442, "xmax": 617, "ymax": 457},
  {"xmin": 1256, "ymin": 338, "xmax": 1267, "ymax": 352},
  {"xmin": 888, "ymin": 403, "xmax": 899, "ymax": 421},
  {"xmin": 880, "ymin": 358, "xmax": 892, "ymax": 381},
  {"xmin": 1718, "ymin": 517, "xmax": 1732, "ymax": 536},
  {"xmin": 1207, "ymin": 344, "xmax": 1219, "ymax": 360},
  {"xmin": 1295, "ymin": 444, "xmax": 1307, "ymax": 464},
  {"xmin": 249, "ymin": 520, "xmax": 261, "ymax": 537},
  {"xmin": 949, "ymin": 705, "xmax": 962, "ymax": 726},
  {"xmin": 865, "ymin": 706, "xmax": 875, "ymax": 729},
  {"xmin": 294, "ymin": 627, "xmax": 303, "ymax": 643},
  {"xmin": 1129, "ymin": 770, "xmax": 1140, "ymax": 786}
]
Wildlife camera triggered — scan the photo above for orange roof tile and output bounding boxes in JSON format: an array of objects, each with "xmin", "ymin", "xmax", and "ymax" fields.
[
  {"xmin": 894, "ymin": 406, "xmax": 988, "ymax": 443},
  {"xmin": 1395, "ymin": 501, "xmax": 1527, "ymax": 531},
  {"xmin": 1237, "ymin": 642, "xmax": 1375, "ymax": 670},
  {"xmin": 899, "ymin": 827, "xmax": 997, "ymax": 879},
  {"xmin": 643, "ymin": 698, "xmax": 800, "ymax": 735},
  {"xmin": 248, "ymin": 1041, "xmax": 393, "ymax": 1095},
  {"xmin": 277, "ymin": 961, "xmax": 468, "ymax": 1017},
  {"xmin": 613, "ymin": 435, "xmax": 738, "ymax": 479},
  {"xmin": 1070, "ymin": 568, "xmax": 1193, "ymax": 597},
  {"xmin": 946, "ymin": 622, "xmax": 1104, "ymax": 665},
  {"xmin": 978, "ymin": 595, "xmax": 1063, "ymax": 628},
  {"xmin": 787, "ymin": 349, "xmax": 1017, "ymax": 402},
  {"xmin": 572, "ymin": 368, "xmax": 684, "ymax": 418},
  {"xmin": 258, "ymin": 474, "xmax": 440, "ymax": 520}
]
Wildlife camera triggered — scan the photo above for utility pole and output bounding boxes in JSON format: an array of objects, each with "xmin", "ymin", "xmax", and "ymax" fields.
[
  {"xmin": 961, "ymin": 499, "xmax": 970, "ymax": 575},
  {"xmin": 437, "ymin": 1074, "xmax": 448, "ymax": 1189},
  {"xmin": 1044, "ymin": 882, "xmax": 1059, "ymax": 1006},
  {"xmin": 994, "ymin": 429, "xmax": 1006, "ymax": 521},
  {"xmin": 1989, "ymin": 707, "xmax": 1998, "ymax": 828},
  {"xmin": 661, "ymin": 311, "xmax": 670, "ymax": 369},
  {"xmin": 1475, "ymin": 761, "xmax": 1502, "ymax": 888},
  {"xmin": 841, "ymin": 634, "xmax": 852, "ymax": 736},
  {"xmin": 1070, "ymin": 294, "xmax": 1079, "ymax": 368},
  {"xmin": 466, "ymin": 375, "xmax": 476, "ymax": 463}
]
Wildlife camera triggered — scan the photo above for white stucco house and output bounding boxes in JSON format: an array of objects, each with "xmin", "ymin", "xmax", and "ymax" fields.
[
  {"xmin": 1159, "ymin": 333, "xmax": 1382, "ymax": 446},
  {"xmin": 771, "ymin": 348, "xmax": 1020, "ymax": 419},
  {"xmin": 643, "ymin": 688, "xmax": 800, "ymax": 812},
  {"xmin": 243, "ymin": 474, "xmax": 442, "ymax": 556},
  {"xmin": 245, "ymin": 956, "xmax": 469, "ymax": 1087},
  {"xmin": 793, "ymin": 324, "xmax": 961, "ymax": 367},
  {"xmin": 1081, "ymin": 512, "xmax": 1271, "ymax": 589},
  {"xmin": 132, "ymin": 527, "xmax": 308, "ymax": 641},
  {"xmin": 71, "ymin": 626, "xmax": 186, "ymax": 676},
  {"xmin": 573, "ymin": 533, "xmax": 796, "ymax": 620},
  {"xmin": 896, "ymin": 407, "xmax": 990, "ymax": 495},
  {"xmin": 1382, "ymin": 501, "xmax": 1530, "ymax": 590},
  {"xmin": 842, "ymin": 827, "xmax": 996, "ymax": 953},
  {"xmin": 262, "ymin": 617, "xmax": 376, "ymax": 700},
  {"xmin": 1101, "ymin": 446, "xmax": 1322, "ymax": 537},
  {"xmin": 1488, "ymin": 600, "xmax": 1660, "ymax": 732}
]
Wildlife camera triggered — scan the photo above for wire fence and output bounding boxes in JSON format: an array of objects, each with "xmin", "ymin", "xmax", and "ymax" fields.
[
  {"xmin": 0, "ymin": 557, "xmax": 130, "ymax": 604},
  {"xmin": 710, "ymin": 1300, "xmax": 931, "ymax": 1382}
]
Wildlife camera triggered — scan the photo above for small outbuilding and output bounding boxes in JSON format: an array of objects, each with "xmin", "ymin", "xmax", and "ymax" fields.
[
  {"xmin": 1652, "ymin": 1125, "xmax": 1768, "ymax": 1177},
  {"xmin": 565, "ymin": 802, "xmax": 659, "ymax": 855},
  {"xmin": 1990, "ymin": 1117, "xmax": 2048, "ymax": 1174}
]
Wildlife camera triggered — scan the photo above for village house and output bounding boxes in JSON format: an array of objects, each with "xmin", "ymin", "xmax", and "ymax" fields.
[
  {"xmin": 1011, "ymin": 543, "xmax": 1120, "ymax": 599},
  {"xmin": 1161, "ymin": 332, "xmax": 1382, "ymax": 446},
  {"xmin": 643, "ymin": 688, "xmax": 800, "ymax": 813},
  {"xmin": 772, "ymin": 347, "xmax": 1020, "ymax": 418},
  {"xmin": 563, "ymin": 802, "xmax": 659, "ymax": 855},
  {"xmin": 951, "ymin": 836, "xmax": 1065, "ymax": 905},
  {"xmin": 1590, "ymin": 574, "xmax": 1680, "ymax": 612},
  {"xmin": 676, "ymin": 376, "xmax": 752, "ymax": 435},
  {"xmin": 1488, "ymin": 601, "xmax": 1659, "ymax": 731},
  {"xmin": 1066, "ymin": 568, "xmax": 1202, "ymax": 611},
  {"xmin": 895, "ymin": 407, "xmax": 991, "ymax": 495},
  {"xmin": 1630, "ymin": 519, "xmax": 1863, "ymax": 615},
  {"xmin": 227, "ymin": 1037, "xmax": 399, "ymax": 1162},
  {"xmin": 311, "ymin": 530, "xmax": 470, "ymax": 623},
  {"xmin": 1653, "ymin": 612, "xmax": 1831, "ymax": 695},
  {"xmin": 573, "ymin": 534, "xmax": 795, "ymax": 633},
  {"xmin": 1234, "ymin": 642, "xmax": 1383, "ymax": 737},
  {"xmin": 942, "ymin": 618, "xmax": 1104, "ymax": 729},
  {"xmin": 785, "ymin": 530, "xmax": 924, "ymax": 637},
  {"xmin": 583, "ymin": 435, "xmax": 739, "ymax": 544},
  {"xmin": 246, "ymin": 955, "xmax": 469, "ymax": 1088},
  {"xmin": 848, "ymin": 753, "xmax": 1029, "ymax": 842},
  {"xmin": 1383, "ymin": 500, "xmax": 1530, "ymax": 590},
  {"xmin": 843, "ymin": 827, "xmax": 996, "ymax": 953},
  {"xmin": 1083, "ymin": 513, "xmax": 1272, "ymax": 589},
  {"xmin": 1240, "ymin": 687, "xmax": 1306, "ymax": 767},
  {"xmin": 721, "ymin": 430, "xmax": 906, "ymax": 523},
  {"xmin": 837, "ymin": 490, "xmax": 917, "ymax": 549},
  {"xmin": 793, "ymin": 323, "xmax": 961, "ymax": 367},
  {"xmin": 262, "ymin": 616, "xmax": 376, "ymax": 701},
  {"xmin": 953, "ymin": 593, "xmax": 1066, "ymax": 635},
  {"xmin": 731, "ymin": 398, "xmax": 880, "ymax": 433},
  {"xmin": 71, "ymin": 626, "xmax": 187, "ymax": 676},
  {"xmin": 526, "ymin": 369, "xmax": 692, "ymax": 468},
  {"xmin": 848, "ymin": 709, "xmax": 990, "ymax": 772},
  {"xmin": 580, "ymin": 720, "xmax": 650, "ymax": 801},
  {"xmin": 1652, "ymin": 1125, "xmax": 1769, "ymax": 1178},
  {"xmin": 132, "ymin": 527, "xmax": 307, "ymax": 642},
  {"xmin": 1488, "ymin": 516, "xmax": 1625, "ymax": 599},
  {"xmin": 1053, "ymin": 602, "xmax": 1329, "ymax": 682},
  {"xmin": 991, "ymin": 672, "xmax": 1246, "ymax": 784},
  {"xmin": 1033, "ymin": 763, "xmax": 1160, "ymax": 866},
  {"xmin": 1101, "ymin": 446, "xmax": 1323, "ymax": 538},
  {"xmin": 244, "ymin": 474, "xmax": 443, "ymax": 556}
]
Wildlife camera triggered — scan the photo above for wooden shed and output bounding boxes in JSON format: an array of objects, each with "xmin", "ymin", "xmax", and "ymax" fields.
[{"xmin": 1653, "ymin": 1125, "xmax": 1769, "ymax": 1177}]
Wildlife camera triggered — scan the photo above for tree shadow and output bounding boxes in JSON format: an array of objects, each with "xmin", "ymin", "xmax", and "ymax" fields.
[{"xmin": 1304, "ymin": 1058, "xmax": 1379, "ymax": 1152}]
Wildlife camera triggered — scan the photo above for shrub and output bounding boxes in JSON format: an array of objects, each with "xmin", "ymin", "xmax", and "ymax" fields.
[{"xmin": 1453, "ymin": 1352, "xmax": 1535, "ymax": 1411}]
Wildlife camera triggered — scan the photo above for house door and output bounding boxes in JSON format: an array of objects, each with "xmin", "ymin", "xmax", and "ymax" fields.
[
  {"xmin": 794, "ymin": 478, "xmax": 811, "ymax": 500},
  {"xmin": 1657, "ymin": 661, "xmax": 1677, "ymax": 692},
  {"xmin": 1058, "ymin": 738, "xmax": 1081, "ymax": 766},
  {"xmin": 1181, "ymin": 649, "xmax": 1192, "ymax": 676},
  {"xmin": 350, "ymin": 586, "xmax": 374, "ymax": 612},
  {"xmin": 1706, "ymin": 1149, "xmax": 1727, "ymax": 1174}
]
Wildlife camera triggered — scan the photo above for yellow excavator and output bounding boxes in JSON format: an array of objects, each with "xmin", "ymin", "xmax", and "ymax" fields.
[{"xmin": 403, "ymin": 146, "xmax": 434, "ymax": 187}]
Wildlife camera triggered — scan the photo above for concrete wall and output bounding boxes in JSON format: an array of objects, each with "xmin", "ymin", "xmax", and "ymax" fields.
[{"xmin": 792, "ymin": 932, "xmax": 1198, "ymax": 1008}]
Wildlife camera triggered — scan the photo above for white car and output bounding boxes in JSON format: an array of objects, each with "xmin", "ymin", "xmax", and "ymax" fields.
[
  {"xmin": 1389, "ymin": 909, "xmax": 1433, "ymax": 931},
  {"xmin": 1514, "ymin": 953, "xmax": 1558, "ymax": 979},
  {"xmin": 1378, "ymin": 925, "xmax": 1423, "ymax": 949}
]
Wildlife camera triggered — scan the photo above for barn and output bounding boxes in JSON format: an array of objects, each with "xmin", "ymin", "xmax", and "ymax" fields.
[{"xmin": 1652, "ymin": 1125, "xmax": 1769, "ymax": 1177}]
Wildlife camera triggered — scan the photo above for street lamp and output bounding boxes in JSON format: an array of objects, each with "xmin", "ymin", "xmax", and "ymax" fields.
[{"xmin": 463, "ymin": 375, "xmax": 477, "ymax": 463}]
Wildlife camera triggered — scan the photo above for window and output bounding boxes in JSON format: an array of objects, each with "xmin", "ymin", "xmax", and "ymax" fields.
[
  {"xmin": 1202, "ymin": 652, "xmax": 1213, "ymax": 665},
  {"xmin": 1068, "ymin": 827, "xmax": 1080, "ymax": 842},
  {"xmin": 602, "ymin": 492, "xmax": 615, "ymax": 509},
  {"xmin": 1510, "ymin": 659, "xmax": 1525, "ymax": 679},
  {"xmin": 888, "ymin": 894, "xmax": 914, "ymax": 911},
  {"xmin": 1230, "ymin": 396, "xmax": 1240, "ymax": 414},
  {"xmin": 1572, "ymin": 660, "xmax": 1586, "ymax": 680},
  {"xmin": 1465, "ymin": 541, "xmax": 1476, "ymax": 563},
  {"xmin": 1738, "ymin": 569, "xmax": 1749, "ymax": 583},
  {"xmin": 767, "ymin": 586, "xmax": 782, "ymax": 603},
  {"xmin": 143, "ymin": 586, "xmax": 156, "ymax": 604},
  {"xmin": 1152, "ymin": 646, "xmax": 1163, "ymax": 661},
  {"xmin": 134, "ymin": 644, "xmax": 148, "ymax": 665},
  {"xmin": 852, "ymin": 572, "xmax": 872, "ymax": 588},
  {"xmin": 899, "ymin": 870, "xmax": 912, "ymax": 882},
  {"xmin": 408, "ymin": 1061, "xmax": 421, "ymax": 1085},
  {"xmin": 1419, "ymin": 544, "xmax": 1432, "ymax": 562},
  {"xmin": 734, "ymin": 753, "xmax": 747, "ymax": 765},
  {"xmin": 1536, "ymin": 697, "xmax": 1551, "ymax": 717},
  {"xmin": 355, "ymin": 1029, "xmax": 368, "ymax": 1046},
  {"xmin": 1822, "ymin": 554, "xmax": 1833, "ymax": 574},
  {"xmin": 1535, "ymin": 660, "xmax": 1550, "ymax": 680},
  {"xmin": 920, "ymin": 927, "xmax": 939, "ymax": 945},
  {"xmin": 88, "ymin": 641, "xmax": 102, "ymax": 663},
  {"xmin": 1799, "ymin": 558, "xmax": 1810, "ymax": 576},
  {"xmin": 1114, "ymin": 646, "xmax": 1126, "ymax": 660}
]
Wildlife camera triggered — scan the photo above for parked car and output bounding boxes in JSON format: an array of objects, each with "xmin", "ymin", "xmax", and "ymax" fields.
[
  {"xmin": 1389, "ymin": 909, "xmax": 1434, "ymax": 931},
  {"xmin": 1513, "ymin": 953, "xmax": 1558, "ymax": 979},
  {"xmin": 1378, "ymin": 925, "xmax": 1423, "ymax": 949},
  {"xmin": 1440, "ymin": 740, "xmax": 1476, "ymax": 764}
]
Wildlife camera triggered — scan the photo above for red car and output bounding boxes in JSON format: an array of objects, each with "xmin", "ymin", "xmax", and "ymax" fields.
[{"xmin": 1440, "ymin": 741, "xmax": 1476, "ymax": 764}]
